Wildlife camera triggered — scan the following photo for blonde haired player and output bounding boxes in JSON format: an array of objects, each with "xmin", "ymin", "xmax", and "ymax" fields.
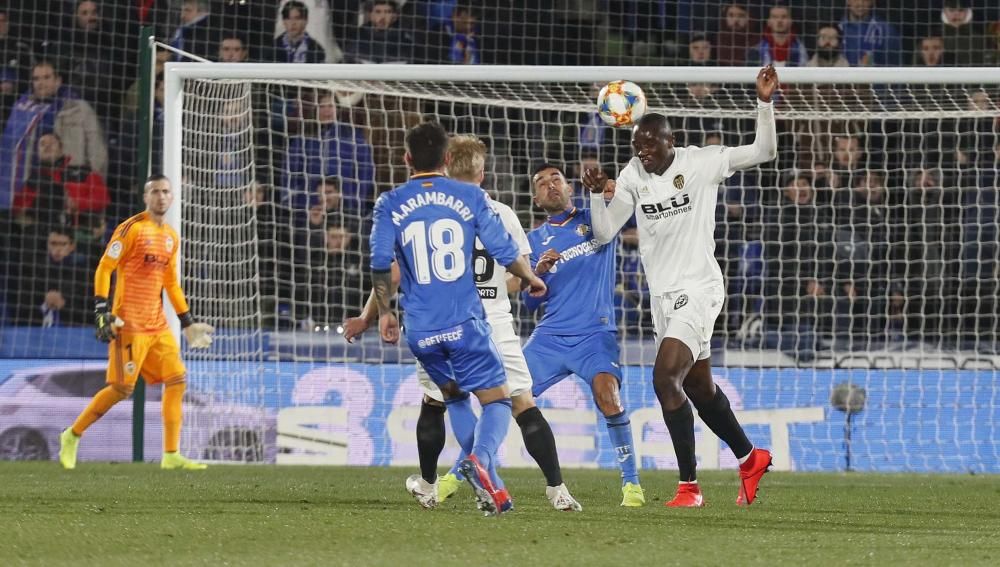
[{"xmin": 58, "ymin": 175, "xmax": 215, "ymax": 470}]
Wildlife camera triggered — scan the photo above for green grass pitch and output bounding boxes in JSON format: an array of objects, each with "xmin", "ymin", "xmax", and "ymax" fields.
[{"xmin": 2, "ymin": 463, "xmax": 999, "ymax": 566}]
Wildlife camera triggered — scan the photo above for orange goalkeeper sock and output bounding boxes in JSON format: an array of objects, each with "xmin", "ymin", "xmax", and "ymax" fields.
[
  {"xmin": 162, "ymin": 380, "xmax": 186, "ymax": 453},
  {"xmin": 71, "ymin": 385, "xmax": 128, "ymax": 436}
]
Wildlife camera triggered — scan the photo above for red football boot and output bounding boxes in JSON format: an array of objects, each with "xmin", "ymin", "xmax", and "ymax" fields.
[
  {"xmin": 665, "ymin": 483, "xmax": 705, "ymax": 508},
  {"xmin": 737, "ymin": 448, "xmax": 773, "ymax": 506},
  {"xmin": 494, "ymin": 487, "xmax": 513, "ymax": 513},
  {"xmin": 459, "ymin": 455, "xmax": 511, "ymax": 516}
]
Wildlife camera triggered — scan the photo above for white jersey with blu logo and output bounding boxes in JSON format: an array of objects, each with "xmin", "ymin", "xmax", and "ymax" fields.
[
  {"xmin": 475, "ymin": 197, "xmax": 530, "ymax": 327},
  {"xmin": 612, "ymin": 145, "xmax": 734, "ymax": 294}
]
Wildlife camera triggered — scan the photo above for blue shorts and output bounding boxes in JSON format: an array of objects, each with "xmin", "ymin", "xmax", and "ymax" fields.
[
  {"xmin": 522, "ymin": 331, "xmax": 623, "ymax": 397},
  {"xmin": 406, "ymin": 318, "xmax": 506, "ymax": 394}
]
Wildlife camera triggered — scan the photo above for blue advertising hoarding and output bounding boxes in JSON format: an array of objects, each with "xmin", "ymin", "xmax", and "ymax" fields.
[{"xmin": 1, "ymin": 358, "xmax": 996, "ymax": 473}]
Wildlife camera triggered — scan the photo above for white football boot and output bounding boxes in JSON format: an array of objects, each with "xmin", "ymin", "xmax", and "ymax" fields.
[
  {"xmin": 405, "ymin": 474, "xmax": 439, "ymax": 509},
  {"xmin": 545, "ymin": 483, "xmax": 583, "ymax": 512}
]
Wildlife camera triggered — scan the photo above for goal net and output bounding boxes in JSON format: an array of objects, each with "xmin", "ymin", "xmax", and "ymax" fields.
[{"xmin": 167, "ymin": 64, "xmax": 1000, "ymax": 472}]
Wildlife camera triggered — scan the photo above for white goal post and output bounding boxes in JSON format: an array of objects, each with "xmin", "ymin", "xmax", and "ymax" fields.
[{"xmin": 163, "ymin": 63, "xmax": 1000, "ymax": 472}]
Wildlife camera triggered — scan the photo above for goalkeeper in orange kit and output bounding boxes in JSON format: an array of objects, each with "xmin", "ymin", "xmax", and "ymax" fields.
[{"xmin": 59, "ymin": 175, "xmax": 215, "ymax": 470}]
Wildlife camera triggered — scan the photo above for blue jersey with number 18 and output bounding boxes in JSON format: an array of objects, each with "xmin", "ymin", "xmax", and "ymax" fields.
[{"xmin": 370, "ymin": 173, "xmax": 520, "ymax": 332}]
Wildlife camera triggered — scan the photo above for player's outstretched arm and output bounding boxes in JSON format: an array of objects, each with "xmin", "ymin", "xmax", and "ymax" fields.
[
  {"xmin": 727, "ymin": 65, "xmax": 779, "ymax": 171},
  {"xmin": 505, "ymin": 256, "xmax": 532, "ymax": 294},
  {"xmin": 369, "ymin": 195, "xmax": 400, "ymax": 344},
  {"xmin": 584, "ymin": 168, "xmax": 634, "ymax": 245},
  {"xmin": 371, "ymin": 269, "xmax": 399, "ymax": 344},
  {"xmin": 520, "ymin": 250, "xmax": 557, "ymax": 311},
  {"xmin": 344, "ymin": 262, "xmax": 400, "ymax": 343},
  {"xmin": 506, "ymin": 256, "xmax": 547, "ymax": 298},
  {"xmin": 344, "ymin": 291, "xmax": 378, "ymax": 342}
]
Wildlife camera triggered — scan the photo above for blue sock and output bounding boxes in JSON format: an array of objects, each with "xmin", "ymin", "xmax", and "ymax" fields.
[
  {"xmin": 448, "ymin": 451, "xmax": 467, "ymax": 480},
  {"xmin": 606, "ymin": 410, "xmax": 640, "ymax": 485},
  {"xmin": 444, "ymin": 394, "xmax": 477, "ymax": 456},
  {"xmin": 473, "ymin": 398, "xmax": 512, "ymax": 488}
]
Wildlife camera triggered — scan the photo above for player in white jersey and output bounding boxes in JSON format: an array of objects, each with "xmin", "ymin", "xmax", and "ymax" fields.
[
  {"xmin": 344, "ymin": 135, "xmax": 580, "ymax": 512},
  {"xmin": 583, "ymin": 65, "xmax": 780, "ymax": 508}
]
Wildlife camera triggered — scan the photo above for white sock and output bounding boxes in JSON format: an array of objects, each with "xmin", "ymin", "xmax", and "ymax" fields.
[
  {"xmin": 679, "ymin": 480, "xmax": 698, "ymax": 485},
  {"xmin": 737, "ymin": 446, "xmax": 756, "ymax": 465}
]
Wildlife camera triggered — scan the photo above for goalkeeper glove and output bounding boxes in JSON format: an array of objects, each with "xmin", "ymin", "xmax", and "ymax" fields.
[
  {"xmin": 94, "ymin": 297, "xmax": 124, "ymax": 343},
  {"xmin": 179, "ymin": 312, "xmax": 214, "ymax": 349}
]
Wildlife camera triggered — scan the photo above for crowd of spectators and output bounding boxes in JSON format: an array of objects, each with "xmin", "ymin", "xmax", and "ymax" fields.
[{"xmin": 0, "ymin": 1, "xmax": 998, "ymax": 358}]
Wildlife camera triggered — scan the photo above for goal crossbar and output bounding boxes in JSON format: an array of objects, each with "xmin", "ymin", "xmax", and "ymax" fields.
[{"xmin": 164, "ymin": 63, "xmax": 1000, "ymax": 84}]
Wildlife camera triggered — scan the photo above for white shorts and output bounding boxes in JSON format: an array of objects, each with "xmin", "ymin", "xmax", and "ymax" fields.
[
  {"xmin": 651, "ymin": 285, "xmax": 725, "ymax": 362},
  {"xmin": 416, "ymin": 320, "xmax": 532, "ymax": 402}
]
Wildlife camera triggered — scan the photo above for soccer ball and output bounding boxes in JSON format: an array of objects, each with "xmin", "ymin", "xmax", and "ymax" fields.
[{"xmin": 596, "ymin": 80, "xmax": 647, "ymax": 127}]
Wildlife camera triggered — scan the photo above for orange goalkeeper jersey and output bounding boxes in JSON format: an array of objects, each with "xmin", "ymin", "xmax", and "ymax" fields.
[{"xmin": 95, "ymin": 212, "xmax": 190, "ymax": 334}]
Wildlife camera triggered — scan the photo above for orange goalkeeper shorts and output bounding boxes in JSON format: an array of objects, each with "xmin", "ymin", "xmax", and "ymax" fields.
[{"xmin": 107, "ymin": 330, "xmax": 186, "ymax": 387}]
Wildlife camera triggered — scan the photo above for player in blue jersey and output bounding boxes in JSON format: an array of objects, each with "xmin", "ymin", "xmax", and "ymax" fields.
[
  {"xmin": 522, "ymin": 164, "xmax": 645, "ymax": 507},
  {"xmin": 345, "ymin": 135, "xmax": 580, "ymax": 512},
  {"xmin": 370, "ymin": 122, "xmax": 547, "ymax": 516}
]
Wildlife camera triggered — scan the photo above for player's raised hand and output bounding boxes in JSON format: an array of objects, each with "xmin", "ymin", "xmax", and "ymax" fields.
[
  {"xmin": 756, "ymin": 64, "xmax": 779, "ymax": 103},
  {"xmin": 524, "ymin": 274, "xmax": 547, "ymax": 298},
  {"xmin": 603, "ymin": 179, "xmax": 617, "ymax": 201},
  {"xmin": 379, "ymin": 313, "xmax": 400, "ymax": 344},
  {"xmin": 534, "ymin": 249, "xmax": 562, "ymax": 275},
  {"xmin": 582, "ymin": 167, "xmax": 609, "ymax": 194},
  {"xmin": 342, "ymin": 316, "xmax": 369, "ymax": 343}
]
